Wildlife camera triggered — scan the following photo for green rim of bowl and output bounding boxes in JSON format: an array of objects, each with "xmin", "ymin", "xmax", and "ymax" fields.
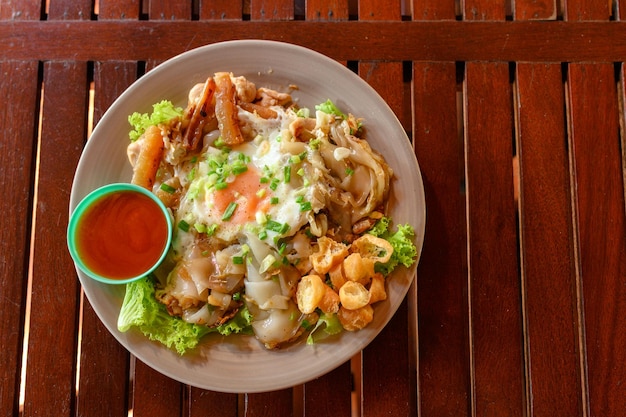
[{"xmin": 67, "ymin": 183, "xmax": 172, "ymax": 285}]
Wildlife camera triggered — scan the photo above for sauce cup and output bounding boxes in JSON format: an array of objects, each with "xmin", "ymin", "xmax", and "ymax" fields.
[{"xmin": 67, "ymin": 183, "xmax": 173, "ymax": 284}]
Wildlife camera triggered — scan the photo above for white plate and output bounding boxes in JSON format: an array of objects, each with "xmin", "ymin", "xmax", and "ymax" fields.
[{"xmin": 70, "ymin": 40, "xmax": 425, "ymax": 393}]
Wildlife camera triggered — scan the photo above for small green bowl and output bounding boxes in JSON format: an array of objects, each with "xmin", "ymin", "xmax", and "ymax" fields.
[{"xmin": 67, "ymin": 183, "xmax": 172, "ymax": 284}]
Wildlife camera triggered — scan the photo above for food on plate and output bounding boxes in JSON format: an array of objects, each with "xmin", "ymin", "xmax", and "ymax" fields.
[{"xmin": 117, "ymin": 72, "xmax": 418, "ymax": 353}]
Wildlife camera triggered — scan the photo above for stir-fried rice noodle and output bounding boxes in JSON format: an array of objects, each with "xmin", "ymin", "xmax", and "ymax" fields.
[{"xmin": 127, "ymin": 73, "xmax": 395, "ymax": 349}]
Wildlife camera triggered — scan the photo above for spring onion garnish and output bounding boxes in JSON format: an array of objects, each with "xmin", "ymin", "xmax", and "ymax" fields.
[
  {"xmin": 160, "ymin": 183, "xmax": 176, "ymax": 194},
  {"xmin": 345, "ymin": 167, "xmax": 354, "ymax": 176},
  {"xmin": 178, "ymin": 219, "xmax": 190, "ymax": 232},
  {"xmin": 266, "ymin": 219, "xmax": 290, "ymax": 234},
  {"xmin": 284, "ymin": 166, "xmax": 291, "ymax": 183},
  {"xmin": 271, "ymin": 197, "xmax": 279, "ymax": 205},
  {"xmin": 232, "ymin": 256, "xmax": 244, "ymax": 265},
  {"xmin": 222, "ymin": 202, "xmax": 238, "ymax": 221},
  {"xmin": 270, "ymin": 178, "xmax": 280, "ymax": 191},
  {"xmin": 299, "ymin": 201, "xmax": 312, "ymax": 212},
  {"xmin": 258, "ymin": 230, "xmax": 268, "ymax": 240}
]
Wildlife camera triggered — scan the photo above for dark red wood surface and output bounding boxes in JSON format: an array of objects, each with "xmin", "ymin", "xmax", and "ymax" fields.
[{"xmin": 3, "ymin": 0, "xmax": 626, "ymax": 416}]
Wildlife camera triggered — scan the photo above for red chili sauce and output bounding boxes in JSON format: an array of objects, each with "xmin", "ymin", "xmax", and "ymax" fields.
[{"xmin": 75, "ymin": 190, "xmax": 169, "ymax": 279}]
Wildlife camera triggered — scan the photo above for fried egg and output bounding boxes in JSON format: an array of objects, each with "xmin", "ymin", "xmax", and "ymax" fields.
[{"xmin": 175, "ymin": 106, "xmax": 317, "ymax": 250}]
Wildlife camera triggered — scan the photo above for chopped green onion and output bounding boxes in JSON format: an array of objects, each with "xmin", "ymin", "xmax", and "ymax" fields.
[
  {"xmin": 278, "ymin": 242, "xmax": 287, "ymax": 255},
  {"xmin": 160, "ymin": 183, "xmax": 176, "ymax": 194},
  {"xmin": 233, "ymin": 256, "xmax": 244, "ymax": 265},
  {"xmin": 345, "ymin": 167, "xmax": 354, "ymax": 176},
  {"xmin": 215, "ymin": 181, "xmax": 228, "ymax": 190},
  {"xmin": 260, "ymin": 177, "xmax": 270, "ymax": 184},
  {"xmin": 295, "ymin": 195, "xmax": 304, "ymax": 203},
  {"xmin": 222, "ymin": 202, "xmax": 238, "ymax": 221},
  {"xmin": 271, "ymin": 197, "xmax": 280, "ymax": 205},
  {"xmin": 206, "ymin": 224, "xmax": 218, "ymax": 236},
  {"xmin": 299, "ymin": 201, "xmax": 312, "ymax": 212},
  {"xmin": 297, "ymin": 168, "xmax": 305, "ymax": 176},
  {"xmin": 232, "ymin": 292, "xmax": 242, "ymax": 301},
  {"xmin": 284, "ymin": 166, "xmax": 291, "ymax": 183},
  {"xmin": 194, "ymin": 223, "xmax": 207, "ymax": 233},
  {"xmin": 270, "ymin": 178, "xmax": 279, "ymax": 191},
  {"xmin": 257, "ymin": 189, "xmax": 267, "ymax": 198},
  {"xmin": 258, "ymin": 230, "xmax": 268, "ymax": 240},
  {"xmin": 232, "ymin": 164, "xmax": 248, "ymax": 175},
  {"xmin": 178, "ymin": 220, "xmax": 190, "ymax": 232}
]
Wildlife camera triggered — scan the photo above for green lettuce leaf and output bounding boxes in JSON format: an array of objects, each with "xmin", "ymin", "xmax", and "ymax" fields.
[
  {"xmin": 367, "ymin": 217, "xmax": 418, "ymax": 275},
  {"xmin": 118, "ymin": 276, "xmax": 209, "ymax": 355},
  {"xmin": 117, "ymin": 276, "xmax": 255, "ymax": 355},
  {"xmin": 306, "ymin": 312, "xmax": 343, "ymax": 345},
  {"xmin": 128, "ymin": 100, "xmax": 183, "ymax": 141}
]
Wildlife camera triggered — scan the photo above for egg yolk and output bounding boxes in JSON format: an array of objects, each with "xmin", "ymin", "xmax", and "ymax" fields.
[{"xmin": 211, "ymin": 167, "xmax": 270, "ymax": 224}]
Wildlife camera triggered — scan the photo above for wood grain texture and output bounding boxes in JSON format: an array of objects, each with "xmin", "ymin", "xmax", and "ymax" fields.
[
  {"xmin": 305, "ymin": 0, "xmax": 349, "ymax": 20},
  {"xmin": 250, "ymin": 0, "xmax": 294, "ymax": 20},
  {"xmin": 413, "ymin": 60, "xmax": 471, "ymax": 416},
  {"xmin": 0, "ymin": 58, "xmax": 39, "ymax": 417},
  {"xmin": 463, "ymin": 3, "xmax": 525, "ymax": 417},
  {"xmin": 244, "ymin": 389, "xmax": 293, "ymax": 417},
  {"xmin": 568, "ymin": 62, "xmax": 626, "ymax": 416},
  {"xmin": 188, "ymin": 387, "xmax": 238, "ymax": 416},
  {"xmin": 464, "ymin": 60, "xmax": 525, "ymax": 417},
  {"xmin": 132, "ymin": 357, "xmax": 184, "ymax": 416},
  {"xmin": 199, "ymin": 0, "xmax": 243, "ymax": 20},
  {"xmin": 516, "ymin": 62, "xmax": 584, "ymax": 416},
  {"xmin": 303, "ymin": 363, "xmax": 352, "ymax": 417},
  {"xmin": 3, "ymin": 21, "xmax": 626, "ymax": 62},
  {"xmin": 22, "ymin": 60, "xmax": 87, "ymax": 417}
]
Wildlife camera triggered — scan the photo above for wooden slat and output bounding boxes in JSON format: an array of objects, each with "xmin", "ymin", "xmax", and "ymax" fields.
[
  {"xmin": 568, "ymin": 62, "xmax": 626, "ymax": 416},
  {"xmin": 0, "ymin": 59, "xmax": 39, "ymax": 417},
  {"xmin": 148, "ymin": 0, "xmax": 192, "ymax": 20},
  {"xmin": 303, "ymin": 365, "xmax": 352, "ymax": 416},
  {"xmin": 98, "ymin": 0, "xmax": 140, "ymax": 19},
  {"xmin": 413, "ymin": 63, "xmax": 471, "ymax": 415},
  {"xmin": 47, "ymin": 0, "xmax": 93, "ymax": 19},
  {"xmin": 463, "ymin": 0, "xmax": 525, "ymax": 416},
  {"xmin": 515, "ymin": 62, "xmax": 584, "ymax": 416},
  {"xmin": 413, "ymin": 3, "xmax": 471, "ymax": 414},
  {"xmin": 463, "ymin": 2, "xmax": 525, "ymax": 416},
  {"xmin": 514, "ymin": 0, "xmax": 557, "ymax": 19},
  {"xmin": 188, "ymin": 387, "xmax": 238, "ymax": 416},
  {"xmin": 199, "ymin": 0, "xmax": 243, "ymax": 20},
  {"xmin": 132, "ymin": 359, "xmax": 184, "ymax": 416},
  {"xmin": 0, "ymin": 2, "xmax": 42, "ymax": 416},
  {"xmin": 4, "ymin": 21, "xmax": 626, "ymax": 62},
  {"xmin": 22, "ymin": 59, "xmax": 88, "ymax": 417},
  {"xmin": 250, "ymin": 0, "xmax": 294, "ymax": 20},
  {"xmin": 305, "ymin": 0, "xmax": 349, "ymax": 20},
  {"xmin": 464, "ymin": 59, "xmax": 525, "ymax": 417},
  {"xmin": 245, "ymin": 389, "xmax": 293, "ymax": 416}
]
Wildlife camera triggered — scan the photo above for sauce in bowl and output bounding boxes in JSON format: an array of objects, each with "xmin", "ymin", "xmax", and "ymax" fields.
[{"xmin": 68, "ymin": 183, "xmax": 172, "ymax": 284}]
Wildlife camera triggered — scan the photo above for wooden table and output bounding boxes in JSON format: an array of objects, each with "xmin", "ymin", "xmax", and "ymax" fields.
[{"xmin": 2, "ymin": 0, "xmax": 626, "ymax": 416}]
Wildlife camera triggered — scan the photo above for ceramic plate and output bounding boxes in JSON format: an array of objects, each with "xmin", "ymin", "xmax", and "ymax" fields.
[{"xmin": 70, "ymin": 40, "xmax": 425, "ymax": 393}]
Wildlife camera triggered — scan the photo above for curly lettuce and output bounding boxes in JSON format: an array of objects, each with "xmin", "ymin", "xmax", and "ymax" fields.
[
  {"xmin": 367, "ymin": 217, "xmax": 418, "ymax": 275},
  {"xmin": 306, "ymin": 312, "xmax": 343, "ymax": 345},
  {"xmin": 118, "ymin": 276, "xmax": 253, "ymax": 355},
  {"xmin": 128, "ymin": 100, "xmax": 183, "ymax": 141}
]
